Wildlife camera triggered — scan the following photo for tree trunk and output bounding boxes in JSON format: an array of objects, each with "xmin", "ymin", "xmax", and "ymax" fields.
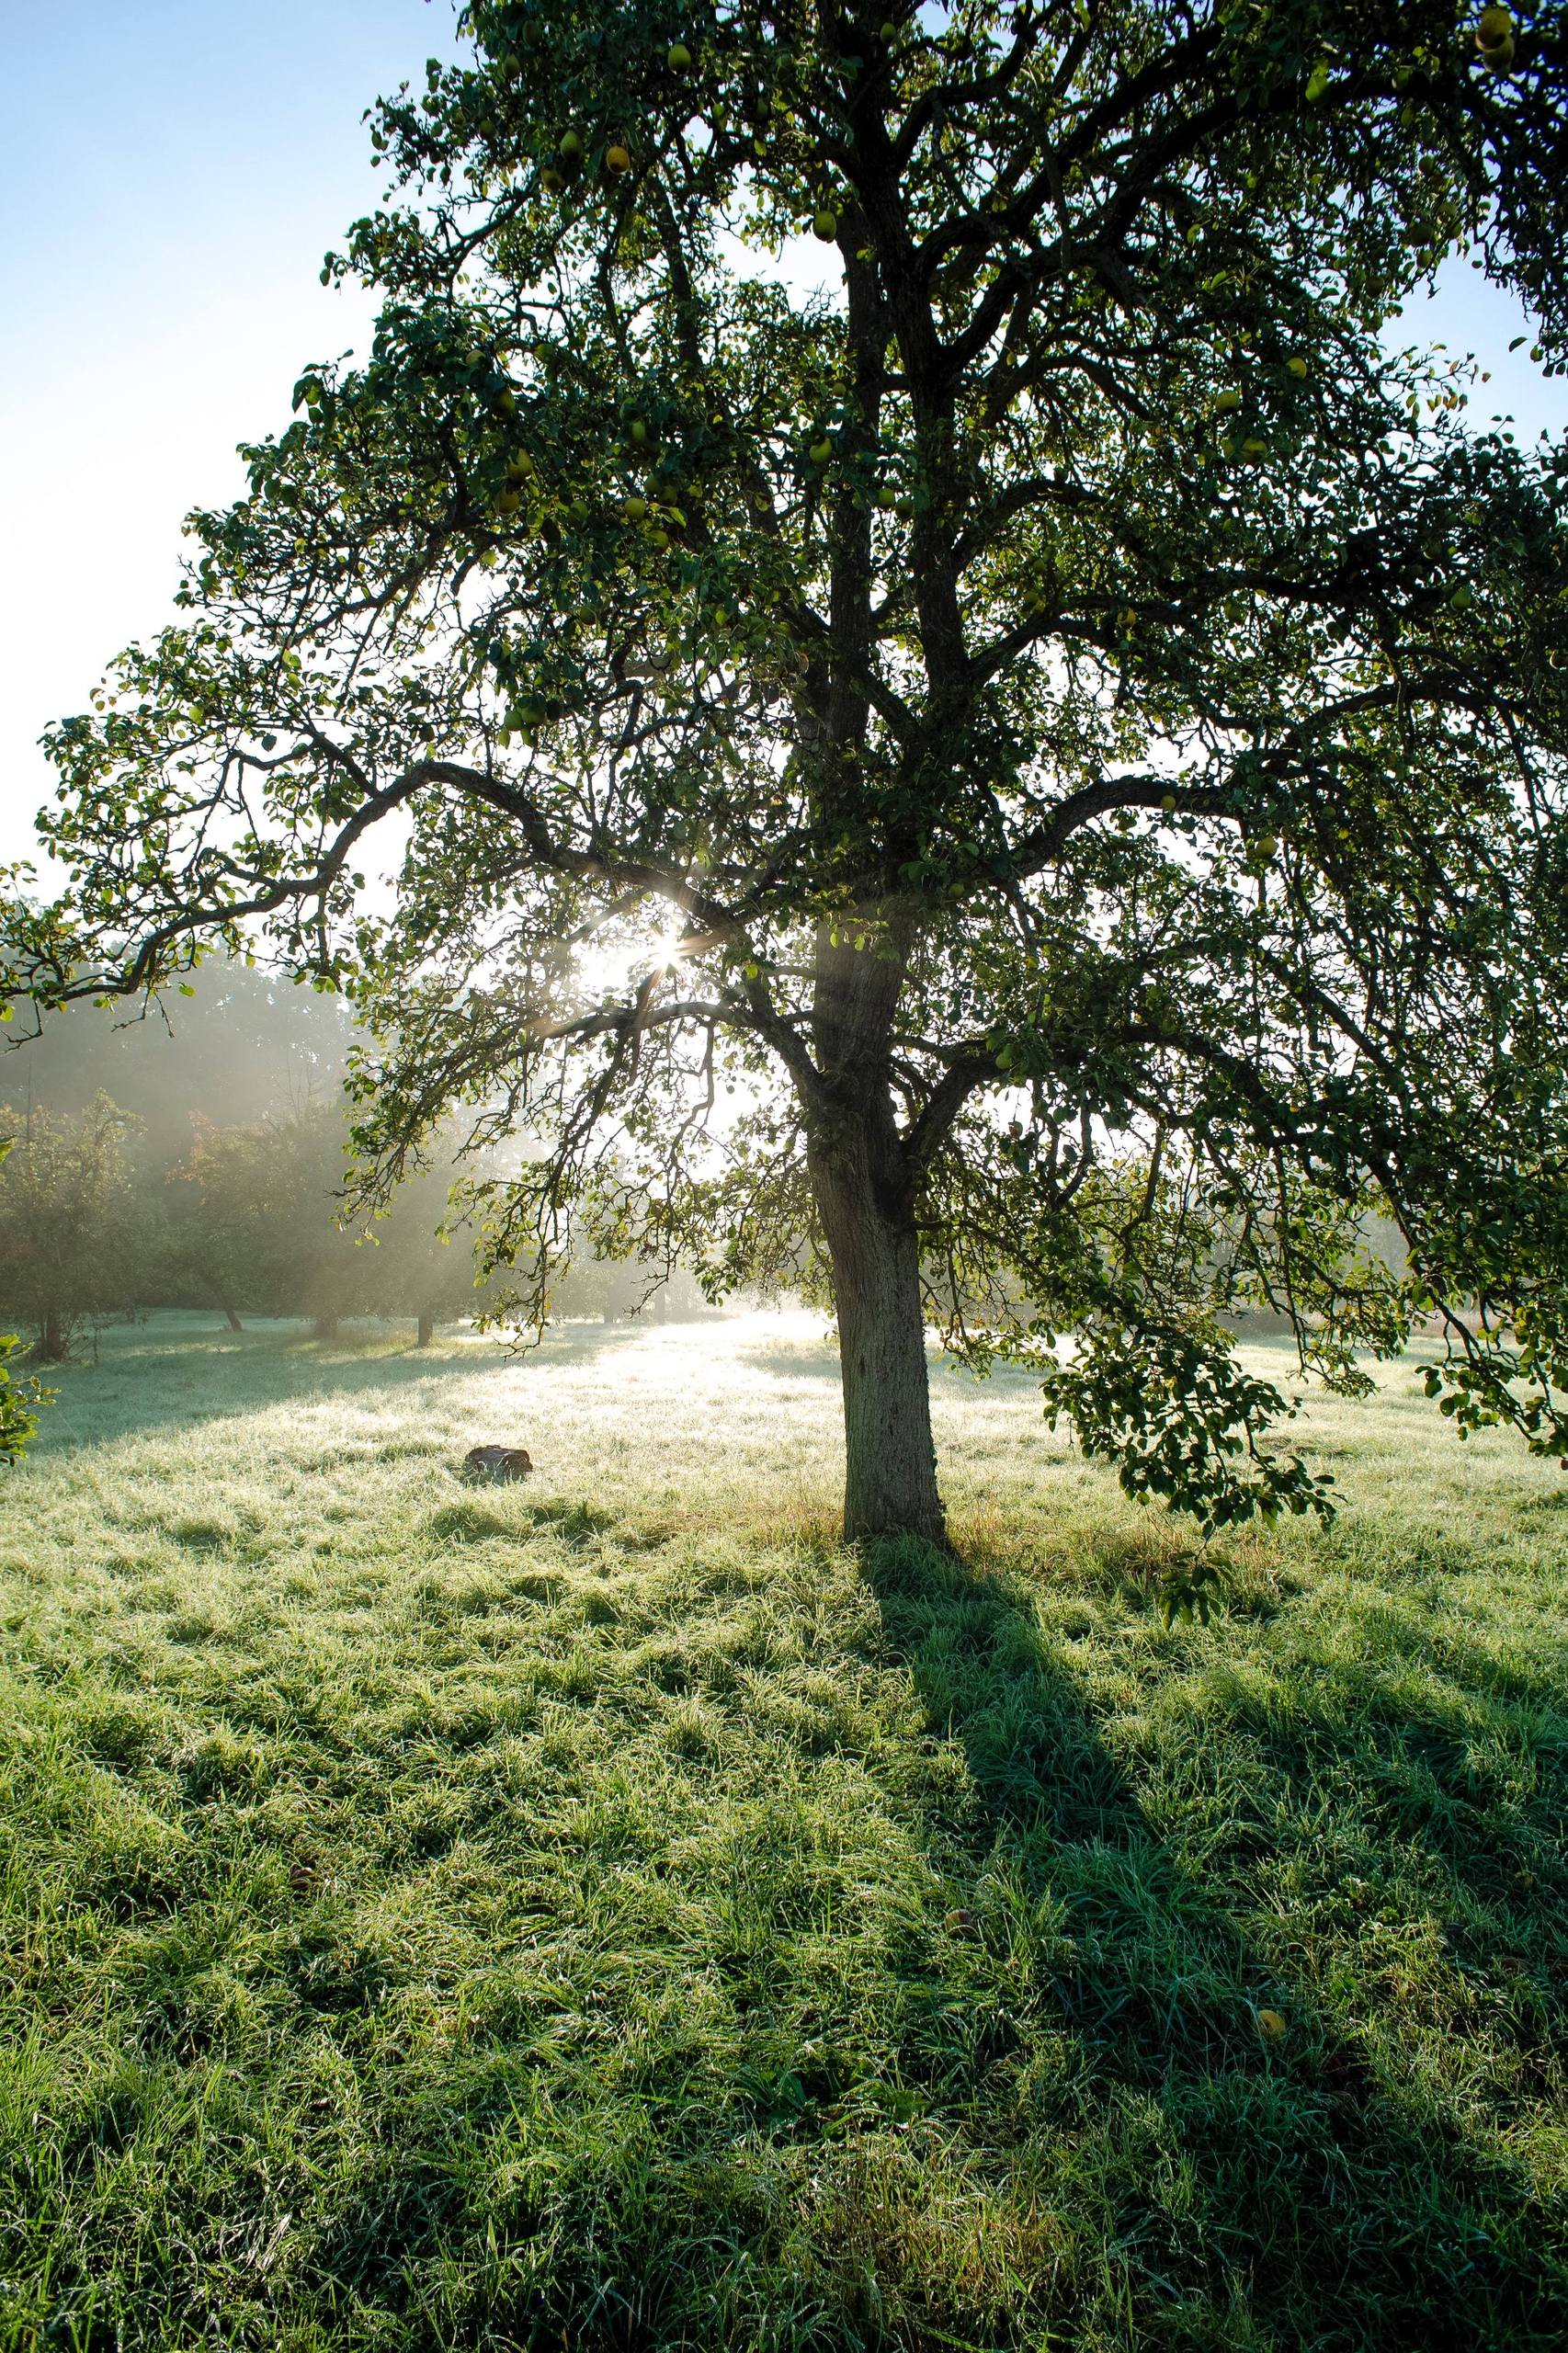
[
  {"xmin": 416, "ymin": 1312, "xmax": 435, "ymax": 1347},
  {"xmin": 312, "ymin": 1313, "xmax": 340, "ymax": 1342},
  {"xmin": 222, "ymin": 1306, "xmax": 244, "ymax": 1334},
  {"xmin": 809, "ymin": 1118, "xmax": 947, "ymax": 1549},
  {"xmin": 36, "ymin": 1309, "xmax": 69, "ymax": 1365}
]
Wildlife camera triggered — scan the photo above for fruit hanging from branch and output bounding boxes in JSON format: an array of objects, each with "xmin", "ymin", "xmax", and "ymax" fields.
[{"xmin": 1475, "ymin": 6, "xmax": 1516, "ymax": 68}]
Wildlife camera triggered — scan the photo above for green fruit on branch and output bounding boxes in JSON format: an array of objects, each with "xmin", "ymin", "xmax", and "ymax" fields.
[
  {"xmin": 559, "ymin": 130, "xmax": 584, "ymax": 161},
  {"xmin": 629, "ymin": 418, "xmax": 649, "ymax": 445},
  {"xmin": 666, "ymin": 40, "xmax": 692, "ymax": 68},
  {"xmin": 812, "ymin": 208, "xmax": 838, "ymax": 242},
  {"xmin": 1214, "ymin": 387, "xmax": 1242, "ymax": 413},
  {"xmin": 606, "ymin": 143, "xmax": 633, "ymax": 174},
  {"xmin": 876, "ymin": 484, "xmax": 898, "ymax": 507},
  {"xmin": 809, "ymin": 437, "xmax": 834, "ymax": 463},
  {"xmin": 1475, "ymin": 6, "xmax": 1515, "ymax": 65},
  {"xmin": 1286, "ymin": 356, "xmax": 1309, "ymax": 379},
  {"xmin": 623, "ymin": 494, "xmax": 648, "ymax": 520},
  {"xmin": 539, "ymin": 165, "xmax": 565, "ymax": 194}
]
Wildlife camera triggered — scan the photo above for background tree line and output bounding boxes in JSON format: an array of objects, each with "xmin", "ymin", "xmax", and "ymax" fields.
[{"xmin": 0, "ymin": 962, "xmax": 707, "ymax": 1361}]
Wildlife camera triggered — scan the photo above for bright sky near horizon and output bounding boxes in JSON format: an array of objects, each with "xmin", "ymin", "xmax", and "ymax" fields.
[{"xmin": 3, "ymin": 0, "xmax": 1562, "ymax": 872}]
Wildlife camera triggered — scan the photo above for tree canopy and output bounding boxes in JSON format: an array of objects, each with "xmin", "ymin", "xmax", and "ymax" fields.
[{"xmin": 8, "ymin": 0, "xmax": 1568, "ymax": 1540}]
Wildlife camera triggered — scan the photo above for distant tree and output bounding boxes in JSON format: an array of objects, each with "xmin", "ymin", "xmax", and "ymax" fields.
[
  {"xmin": 170, "ymin": 1104, "xmax": 379, "ymax": 1338},
  {"xmin": 369, "ymin": 1147, "xmax": 490, "ymax": 1343},
  {"xmin": 13, "ymin": 0, "xmax": 1568, "ymax": 1540},
  {"xmin": 0, "ymin": 1097, "xmax": 139, "ymax": 1362},
  {"xmin": 547, "ymin": 1249, "xmax": 706, "ymax": 1324},
  {"xmin": 165, "ymin": 1116, "xmax": 277, "ymax": 1330},
  {"xmin": 0, "ymin": 1142, "xmax": 45, "ymax": 1461}
]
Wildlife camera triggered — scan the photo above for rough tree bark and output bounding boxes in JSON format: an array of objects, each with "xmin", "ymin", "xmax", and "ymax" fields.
[
  {"xmin": 806, "ymin": 919, "xmax": 947, "ymax": 1548},
  {"xmin": 416, "ymin": 1312, "xmax": 435, "ymax": 1347},
  {"xmin": 810, "ymin": 1123, "xmax": 946, "ymax": 1545},
  {"xmin": 222, "ymin": 1306, "xmax": 244, "ymax": 1334}
]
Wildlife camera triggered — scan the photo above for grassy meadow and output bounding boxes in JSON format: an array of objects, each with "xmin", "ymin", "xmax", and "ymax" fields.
[{"xmin": 0, "ymin": 1310, "xmax": 1564, "ymax": 2352}]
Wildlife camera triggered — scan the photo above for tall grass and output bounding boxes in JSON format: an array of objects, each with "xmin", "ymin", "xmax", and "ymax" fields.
[{"xmin": 0, "ymin": 1313, "xmax": 1563, "ymax": 2350}]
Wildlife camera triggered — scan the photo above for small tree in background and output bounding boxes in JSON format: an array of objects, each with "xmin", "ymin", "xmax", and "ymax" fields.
[
  {"xmin": 170, "ymin": 1105, "xmax": 379, "ymax": 1338},
  {"xmin": 0, "ymin": 1097, "xmax": 139, "ymax": 1362},
  {"xmin": 0, "ymin": 1141, "xmax": 45, "ymax": 1461},
  {"xmin": 369, "ymin": 1145, "xmax": 492, "ymax": 1343}
]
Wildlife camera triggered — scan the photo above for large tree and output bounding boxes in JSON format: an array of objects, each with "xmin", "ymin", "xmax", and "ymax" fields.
[{"xmin": 9, "ymin": 0, "xmax": 1568, "ymax": 1540}]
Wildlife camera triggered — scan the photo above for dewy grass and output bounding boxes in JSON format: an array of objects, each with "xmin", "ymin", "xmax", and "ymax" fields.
[{"xmin": 0, "ymin": 1312, "xmax": 1563, "ymax": 2352}]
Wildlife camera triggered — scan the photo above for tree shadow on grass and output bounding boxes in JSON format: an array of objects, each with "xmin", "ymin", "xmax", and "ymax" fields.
[{"xmin": 861, "ymin": 1533, "xmax": 1568, "ymax": 2353}]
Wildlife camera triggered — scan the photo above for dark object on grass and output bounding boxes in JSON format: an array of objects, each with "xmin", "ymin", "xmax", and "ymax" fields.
[{"xmin": 462, "ymin": 1444, "xmax": 534, "ymax": 1482}]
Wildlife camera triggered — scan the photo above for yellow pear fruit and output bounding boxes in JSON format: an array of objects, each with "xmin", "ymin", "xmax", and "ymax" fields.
[
  {"xmin": 1475, "ymin": 6, "xmax": 1512, "ymax": 45},
  {"xmin": 606, "ymin": 142, "xmax": 633, "ymax": 173},
  {"xmin": 667, "ymin": 40, "xmax": 692, "ymax": 68},
  {"xmin": 1214, "ymin": 386, "xmax": 1242, "ymax": 412},
  {"xmin": 1286, "ymin": 356, "xmax": 1309, "ymax": 379},
  {"xmin": 1256, "ymin": 2007, "xmax": 1288, "ymax": 2040}
]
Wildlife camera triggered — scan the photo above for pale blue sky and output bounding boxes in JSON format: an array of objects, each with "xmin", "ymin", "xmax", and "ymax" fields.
[{"xmin": 2, "ymin": 1, "xmax": 1560, "ymax": 865}]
